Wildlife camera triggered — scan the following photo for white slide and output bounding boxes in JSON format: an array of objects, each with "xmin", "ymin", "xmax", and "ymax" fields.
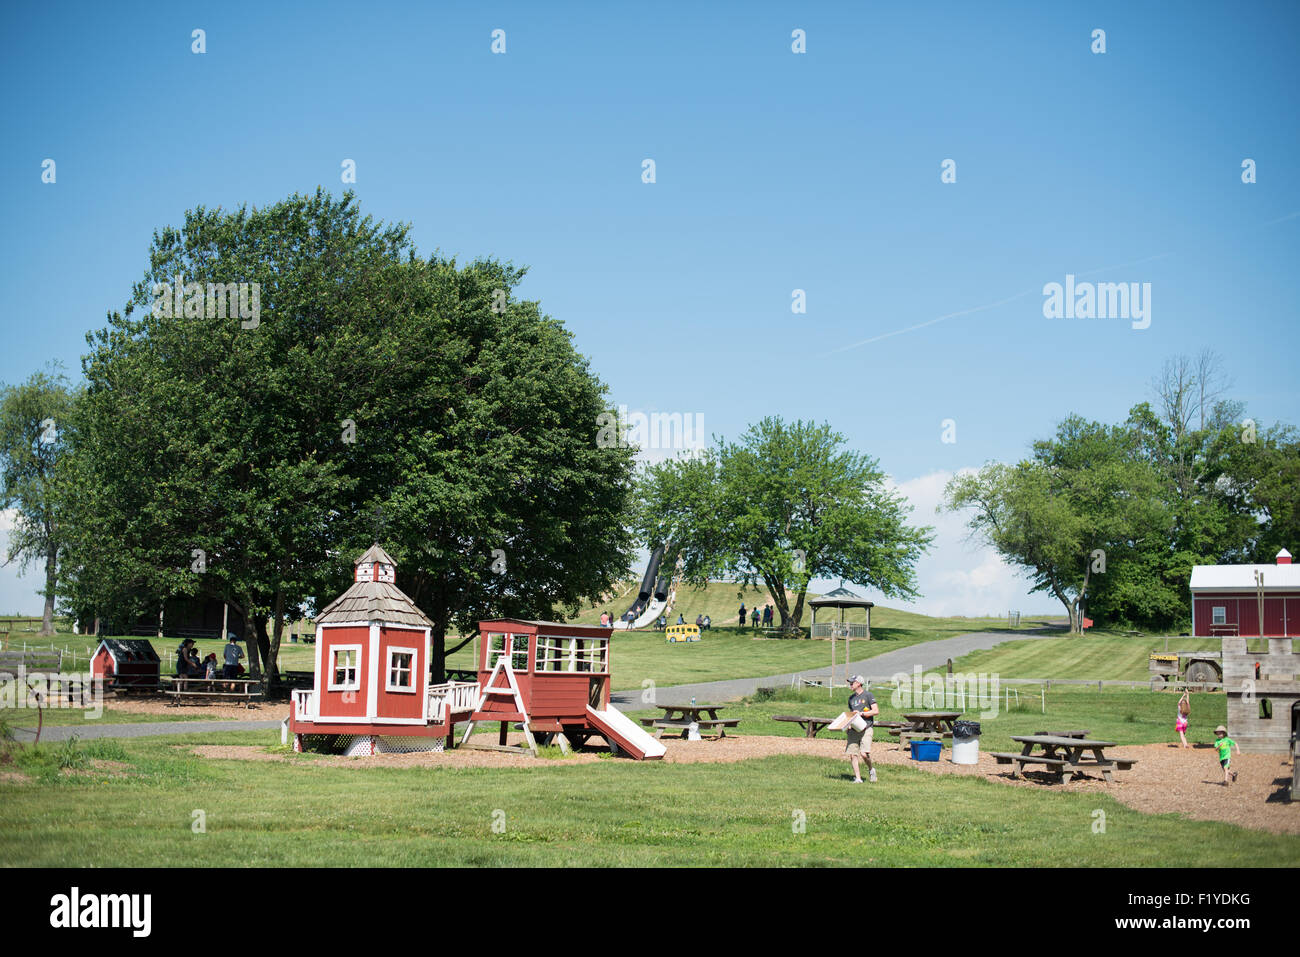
[
  {"xmin": 612, "ymin": 597, "xmax": 667, "ymax": 630},
  {"xmin": 585, "ymin": 704, "xmax": 667, "ymax": 760}
]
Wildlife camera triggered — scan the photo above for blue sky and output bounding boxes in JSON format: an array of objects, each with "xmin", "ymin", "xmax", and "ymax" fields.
[{"xmin": 2, "ymin": 1, "xmax": 1297, "ymax": 618}]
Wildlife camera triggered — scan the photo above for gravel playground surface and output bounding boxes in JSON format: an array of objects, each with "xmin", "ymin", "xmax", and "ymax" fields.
[{"xmin": 190, "ymin": 733, "xmax": 1300, "ymax": 836}]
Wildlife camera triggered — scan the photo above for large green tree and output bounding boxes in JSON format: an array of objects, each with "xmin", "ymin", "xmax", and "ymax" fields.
[
  {"xmin": 0, "ymin": 369, "xmax": 76, "ymax": 635},
  {"xmin": 58, "ymin": 190, "xmax": 635, "ymax": 678},
  {"xmin": 943, "ymin": 416, "xmax": 1167, "ymax": 633},
  {"xmin": 633, "ymin": 418, "xmax": 932, "ymax": 634}
]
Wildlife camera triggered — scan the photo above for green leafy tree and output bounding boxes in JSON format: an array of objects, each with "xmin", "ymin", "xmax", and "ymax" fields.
[
  {"xmin": 58, "ymin": 190, "xmax": 635, "ymax": 678},
  {"xmin": 633, "ymin": 418, "xmax": 932, "ymax": 634},
  {"xmin": 943, "ymin": 416, "xmax": 1167, "ymax": 633},
  {"xmin": 0, "ymin": 369, "xmax": 75, "ymax": 635}
]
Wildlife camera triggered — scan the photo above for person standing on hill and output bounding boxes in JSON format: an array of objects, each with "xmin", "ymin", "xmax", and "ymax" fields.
[
  {"xmin": 846, "ymin": 675, "xmax": 879, "ymax": 783},
  {"xmin": 751, "ymin": 606, "xmax": 761, "ymax": 628},
  {"xmin": 738, "ymin": 603, "xmax": 746, "ymax": 628}
]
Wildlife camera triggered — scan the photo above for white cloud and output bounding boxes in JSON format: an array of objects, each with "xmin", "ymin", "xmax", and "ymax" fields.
[{"xmin": 815, "ymin": 468, "xmax": 1061, "ymax": 618}]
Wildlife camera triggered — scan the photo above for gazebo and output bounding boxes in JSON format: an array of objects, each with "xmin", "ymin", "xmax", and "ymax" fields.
[{"xmin": 808, "ymin": 587, "xmax": 874, "ymax": 695}]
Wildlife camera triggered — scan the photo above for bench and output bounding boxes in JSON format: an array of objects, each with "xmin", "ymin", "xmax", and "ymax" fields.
[
  {"xmin": 166, "ymin": 677, "xmax": 262, "ymax": 708},
  {"xmin": 772, "ymin": 715, "xmax": 835, "ymax": 738},
  {"xmin": 1034, "ymin": 730, "xmax": 1091, "ymax": 739},
  {"xmin": 0, "ymin": 650, "xmax": 63, "ymax": 676},
  {"xmin": 641, "ymin": 718, "xmax": 740, "ymax": 739},
  {"xmin": 991, "ymin": 751, "xmax": 1138, "ymax": 782}
]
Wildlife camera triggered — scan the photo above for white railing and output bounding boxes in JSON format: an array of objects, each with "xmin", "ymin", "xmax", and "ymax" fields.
[
  {"xmin": 427, "ymin": 680, "xmax": 479, "ymax": 721},
  {"xmin": 292, "ymin": 688, "xmax": 315, "ymax": 721}
]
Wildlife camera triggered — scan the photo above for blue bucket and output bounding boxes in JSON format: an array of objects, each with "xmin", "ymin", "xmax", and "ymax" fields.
[{"xmin": 910, "ymin": 739, "xmax": 942, "ymax": 762}]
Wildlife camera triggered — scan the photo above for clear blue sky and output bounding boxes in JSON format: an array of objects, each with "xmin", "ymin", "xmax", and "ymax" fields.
[{"xmin": 2, "ymin": 1, "xmax": 1297, "ymax": 617}]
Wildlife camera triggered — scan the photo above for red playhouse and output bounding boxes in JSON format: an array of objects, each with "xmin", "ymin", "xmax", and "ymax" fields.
[
  {"xmin": 1190, "ymin": 549, "xmax": 1300, "ymax": 637},
  {"xmin": 90, "ymin": 638, "xmax": 161, "ymax": 691},
  {"xmin": 457, "ymin": 618, "xmax": 665, "ymax": 759},
  {"xmin": 290, "ymin": 544, "xmax": 664, "ymax": 760}
]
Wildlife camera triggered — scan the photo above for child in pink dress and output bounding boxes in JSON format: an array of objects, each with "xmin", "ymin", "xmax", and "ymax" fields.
[{"xmin": 1175, "ymin": 691, "xmax": 1190, "ymax": 748}]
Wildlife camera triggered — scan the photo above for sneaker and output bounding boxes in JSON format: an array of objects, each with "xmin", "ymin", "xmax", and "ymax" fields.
[
  {"xmin": 852, "ymin": 777, "xmax": 863, "ymax": 784},
  {"xmin": 868, "ymin": 769, "xmax": 877, "ymax": 783}
]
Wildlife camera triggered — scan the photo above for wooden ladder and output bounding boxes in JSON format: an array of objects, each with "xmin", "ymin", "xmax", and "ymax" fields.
[{"xmin": 458, "ymin": 658, "xmax": 539, "ymax": 757}]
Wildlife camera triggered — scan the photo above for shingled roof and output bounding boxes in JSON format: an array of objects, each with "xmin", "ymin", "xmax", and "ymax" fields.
[
  {"xmin": 354, "ymin": 543, "xmax": 397, "ymax": 567},
  {"xmin": 315, "ymin": 580, "xmax": 435, "ymax": 628}
]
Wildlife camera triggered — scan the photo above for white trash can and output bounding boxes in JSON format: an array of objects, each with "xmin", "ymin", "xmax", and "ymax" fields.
[{"xmin": 950, "ymin": 720, "xmax": 980, "ymax": 764}]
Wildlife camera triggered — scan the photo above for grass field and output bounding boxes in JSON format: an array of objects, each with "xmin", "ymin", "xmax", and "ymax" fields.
[
  {"xmin": 949, "ymin": 635, "xmax": 1265, "ymax": 681},
  {"xmin": 2, "ymin": 702, "xmax": 1295, "ymax": 867}
]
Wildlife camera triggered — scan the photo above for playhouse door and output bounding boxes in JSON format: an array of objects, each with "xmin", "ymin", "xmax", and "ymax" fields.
[{"xmin": 588, "ymin": 677, "xmax": 606, "ymax": 709}]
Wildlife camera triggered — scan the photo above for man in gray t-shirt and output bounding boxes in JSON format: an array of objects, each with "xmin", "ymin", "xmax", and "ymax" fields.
[
  {"xmin": 845, "ymin": 675, "xmax": 879, "ymax": 783},
  {"xmin": 223, "ymin": 636, "xmax": 245, "ymax": 678}
]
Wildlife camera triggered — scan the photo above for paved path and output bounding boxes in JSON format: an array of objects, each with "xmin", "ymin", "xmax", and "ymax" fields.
[
  {"xmin": 8, "ymin": 718, "xmax": 283, "ymax": 743},
  {"xmin": 9, "ymin": 629, "xmax": 1063, "ymax": 739},
  {"xmin": 609, "ymin": 628, "xmax": 1064, "ymax": 708}
]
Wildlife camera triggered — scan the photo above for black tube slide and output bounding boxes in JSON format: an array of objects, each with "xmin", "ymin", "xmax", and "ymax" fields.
[
  {"xmin": 621, "ymin": 545, "xmax": 664, "ymax": 620},
  {"xmin": 653, "ymin": 575, "xmax": 670, "ymax": 602}
]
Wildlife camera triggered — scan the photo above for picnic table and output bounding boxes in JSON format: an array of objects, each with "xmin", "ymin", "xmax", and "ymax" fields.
[
  {"xmin": 990, "ymin": 734, "xmax": 1137, "ymax": 783},
  {"xmin": 888, "ymin": 711, "xmax": 962, "ymax": 747},
  {"xmin": 166, "ymin": 676, "xmax": 262, "ymax": 708},
  {"xmin": 772, "ymin": 714, "xmax": 835, "ymax": 738},
  {"xmin": 639, "ymin": 704, "xmax": 739, "ymax": 740}
]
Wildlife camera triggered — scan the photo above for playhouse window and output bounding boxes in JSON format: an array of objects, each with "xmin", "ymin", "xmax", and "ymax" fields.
[
  {"xmin": 487, "ymin": 633, "xmax": 530, "ymax": 671},
  {"xmin": 386, "ymin": 648, "xmax": 416, "ymax": 692},
  {"xmin": 329, "ymin": 646, "xmax": 360, "ymax": 691},
  {"xmin": 1212, "ymin": 606, "xmax": 1227, "ymax": 626},
  {"xmin": 537, "ymin": 636, "xmax": 567, "ymax": 672}
]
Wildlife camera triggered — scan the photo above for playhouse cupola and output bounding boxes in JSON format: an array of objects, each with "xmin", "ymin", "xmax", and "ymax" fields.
[
  {"xmin": 354, "ymin": 543, "xmax": 398, "ymax": 584},
  {"xmin": 1278, "ymin": 548, "xmax": 1293, "ymax": 566},
  {"xmin": 315, "ymin": 543, "xmax": 432, "ymax": 628}
]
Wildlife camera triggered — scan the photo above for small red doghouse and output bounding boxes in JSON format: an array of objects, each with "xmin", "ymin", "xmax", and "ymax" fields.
[{"xmin": 91, "ymin": 638, "xmax": 161, "ymax": 691}]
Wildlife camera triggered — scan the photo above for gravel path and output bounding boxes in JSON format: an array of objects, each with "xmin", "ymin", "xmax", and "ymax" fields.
[{"xmin": 609, "ymin": 629, "xmax": 1062, "ymax": 708}]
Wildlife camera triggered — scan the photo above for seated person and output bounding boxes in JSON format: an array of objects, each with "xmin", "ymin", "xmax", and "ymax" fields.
[
  {"xmin": 701, "ymin": 615, "xmax": 711, "ymax": 630},
  {"xmin": 204, "ymin": 653, "xmax": 220, "ymax": 679},
  {"xmin": 175, "ymin": 639, "xmax": 199, "ymax": 677},
  {"xmin": 695, "ymin": 614, "xmax": 704, "ymax": 628},
  {"xmin": 656, "ymin": 614, "xmax": 667, "ymax": 630},
  {"xmin": 677, "ymin": 614, "xmax": 685, "ymax": 625}
]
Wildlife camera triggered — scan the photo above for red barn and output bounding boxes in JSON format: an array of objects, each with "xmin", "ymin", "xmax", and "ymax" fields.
[
  {"xmin": 1190, "ymin": 549, "xmax": 1300, "ymax": 637},
  {"xmin": 90, "ymin": 638, "xmax": 160, "ymax": 691},
  {"xmin": 289, "ymin": 544, "xmax": 479, "ymax": 755}
]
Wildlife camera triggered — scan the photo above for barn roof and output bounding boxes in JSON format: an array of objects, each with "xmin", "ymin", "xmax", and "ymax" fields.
[
  {"xmin": 315, "ymin": 580, "xmax": 434, "ymax": 628},
  {"xmin": 1190, "ymin": 563, "xmax": 1300, "ymax": 592},
  {"xmin": 480, "ymin": 618, "xmax": 613, "ymax": 632},
  {"xmin": 96, "ymin": 638, "xmax": 160, "ymax": 663}
]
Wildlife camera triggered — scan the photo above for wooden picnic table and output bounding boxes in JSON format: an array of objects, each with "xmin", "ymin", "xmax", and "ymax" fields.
[
  {"xmin": 1035, "ymin": 729, "xmax": 1091, "ymax": 739},
  {"xmin": 891, "ymin": 711, "xmax": 962, "ymax": 747},
  {"xmin": 167, "ymin": 676, "xmax": 262, "ymax": 708},
  {"xmin": 640, "ymin": 704, "xmax": 740, "ymax": 740},
  {"xmin": 772, "ymin": 714, "xmax": 835, "ymax": 738},
  {"xmin": 991, "ymin": 734, "xmax": 1137, "ymax": 784}
]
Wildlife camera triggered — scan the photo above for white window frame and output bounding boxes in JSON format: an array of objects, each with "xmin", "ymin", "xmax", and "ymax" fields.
[
  {"xmin": 328, "ymin": 644, "xmax": 362, "ymax": 691},
  {"xmin": 385, "ymin": 646, "xmax": 418, "ymax": 693},
  {"xmin": 537, "ymin": 635, "xmax": 609, "ymax": 674},
  {"xmin": 1212, "ymin": 606, "xmax": 1227, "ymax": 626}
]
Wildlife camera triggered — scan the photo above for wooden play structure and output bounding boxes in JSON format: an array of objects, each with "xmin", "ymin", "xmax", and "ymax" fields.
[
  {"xmin": 290, "ymin": 545, "xmax": 665, "ymax": 760},
  {"xmin": 1222, "ymin": 634, "xmax": 1300, "ymax": 754},
  {"xmin": 90, "ymin": 638, "xmax": 160, "ymax": 692}
]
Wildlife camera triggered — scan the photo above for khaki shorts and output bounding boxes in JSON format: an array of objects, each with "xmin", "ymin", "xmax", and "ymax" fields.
[{"xmin": 845, "ymin": 726, "xmax": 873, "ymax": 756}]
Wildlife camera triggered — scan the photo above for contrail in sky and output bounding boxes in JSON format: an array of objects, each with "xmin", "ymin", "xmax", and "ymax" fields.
[{"xmin": 824, "ymin": 210, "xmax": 1300, "ymax": 357}]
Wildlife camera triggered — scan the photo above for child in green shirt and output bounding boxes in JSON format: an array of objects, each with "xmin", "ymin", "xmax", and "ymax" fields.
[{"xmin": 1213, "ymin": 725, "xmax": 1240, "ymax": 785}]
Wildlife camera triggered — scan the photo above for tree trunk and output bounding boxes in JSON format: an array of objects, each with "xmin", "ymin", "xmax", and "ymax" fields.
[
  {"xmin": 239, "ymin": 599, "xmax": 262, "ymax": 676},
  {"xmin": 253, "ymin": 616, "xmax": 272, "ymax": 679},
  {"xmin": 268, "ymin": 589, "xmax": 284, "ymax": 682},
  {"xmin": 40, "ymin": 540, "xmax": 57, "ymax": 636},
  {"xmin": 430, "ymin": 616, "xmax": 447, "ymax": 685}
]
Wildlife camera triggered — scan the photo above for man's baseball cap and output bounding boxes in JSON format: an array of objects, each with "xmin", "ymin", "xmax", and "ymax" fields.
[{"xmin": 848, "ymin": 675, "xmax": 865, "ymax": 685}]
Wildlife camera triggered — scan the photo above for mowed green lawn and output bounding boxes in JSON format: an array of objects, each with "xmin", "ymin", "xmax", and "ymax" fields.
[
  {"xmin": 949, "ymin": 636, "xmax": 1260, "ymax": 681},
  {"xmin": 3, "ymin": 721, "xmax": 1296, "ymax": 867},
  {"xmin": 626, "ymin": 685, "xmax": 1230, "ymax": 753}
]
